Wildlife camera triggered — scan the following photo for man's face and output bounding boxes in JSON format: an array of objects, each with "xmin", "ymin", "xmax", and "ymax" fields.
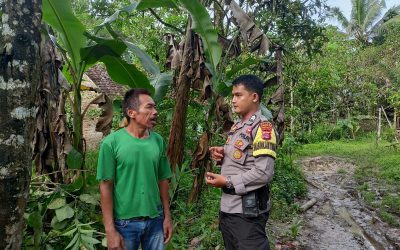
[
  {"xmin": 232, "ymin": 84, "xmax": 258, "ymax": 116},
  {"xmin": 128, "ymin": 94, "xmax": 158, "ymax": 129}
]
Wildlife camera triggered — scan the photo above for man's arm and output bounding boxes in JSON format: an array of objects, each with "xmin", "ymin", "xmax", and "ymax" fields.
[
  {"xmin": 159, "ymin": 179, "xmax": 173, "ymax": 244},
  {"xmin": 99, "ymin": 181, "xmax": 124, "ymax": 249}
]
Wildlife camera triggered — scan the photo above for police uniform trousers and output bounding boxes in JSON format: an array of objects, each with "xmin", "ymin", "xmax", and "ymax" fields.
[{"xmin": 219, "ymin": 211, "xmax": 270, "ymax": 250}]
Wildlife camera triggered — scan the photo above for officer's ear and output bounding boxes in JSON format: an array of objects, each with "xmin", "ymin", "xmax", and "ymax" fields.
[{"xmin": 252, "ymin": 92, "xmax": 259, "ymax": 103}]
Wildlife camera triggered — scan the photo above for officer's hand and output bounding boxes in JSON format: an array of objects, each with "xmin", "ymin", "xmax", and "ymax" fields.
[
  {"xmin": 205, "ymin": 172, "xmax": 227, "ymax": 188},
  {"xmin": 106, "ymin": 229, "xmax": 125, "ymax": 250},
  {"xmin": 163, "ymin": 216, "xmax": 173, "ymax": 244},
  {"xmin": 209, "ymin": 146, "xmax": 224, "ymax": 161}
]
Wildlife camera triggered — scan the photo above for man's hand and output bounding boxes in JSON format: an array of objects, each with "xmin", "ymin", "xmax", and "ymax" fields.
[
  {"xmin": 205, "ymin": 172, "xmax": 227, "ymax": 188},
  {"xmin": 106, "ymin": 229, "xmax": 125, "ymax": 250},
  {"xmin": 209, "ymin": 146, "xmax": 224, "ymax": 161},
  {"xmin": 163, "ymin": 215, "xmax": 173, "ymax": 244}
]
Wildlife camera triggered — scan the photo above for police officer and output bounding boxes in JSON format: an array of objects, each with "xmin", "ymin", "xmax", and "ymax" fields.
[{"xmin": 206, "ymin": 75, "xmax": 276, "ymax": 250}]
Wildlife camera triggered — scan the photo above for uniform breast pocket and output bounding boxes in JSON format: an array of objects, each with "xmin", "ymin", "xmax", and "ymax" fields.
[{"xmin": 228, "ymin": 139, "xmax": 250, "ymax": 165}]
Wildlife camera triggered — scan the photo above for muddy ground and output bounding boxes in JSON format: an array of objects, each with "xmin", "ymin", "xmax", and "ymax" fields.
[{"xmin": 274, "ymin": 156, "xmax": 400, "ymax": 250}]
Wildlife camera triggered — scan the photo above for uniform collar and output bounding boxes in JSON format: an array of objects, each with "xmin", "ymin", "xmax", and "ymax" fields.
[
  {"xmin": 230, "ymin": 110, "xmax": 261, "ymax": 133},
  {"xmin": 243, "ymin": 110, "xmax": 261, "ymax": 125}
]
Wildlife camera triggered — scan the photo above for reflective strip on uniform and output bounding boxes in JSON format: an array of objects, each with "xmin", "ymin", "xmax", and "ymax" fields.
[{"xmin": 253, "ymin": 125, "xmax": 277, "ymax": 158}]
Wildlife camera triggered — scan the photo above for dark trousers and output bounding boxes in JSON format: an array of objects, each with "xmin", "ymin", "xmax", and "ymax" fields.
[{"xmin": 219, "ymin": 211, "xmax": 270, "ymax": 250}]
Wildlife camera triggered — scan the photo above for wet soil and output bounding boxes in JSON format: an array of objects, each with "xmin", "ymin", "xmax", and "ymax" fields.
[{"xmin": 274, "ymin": 156, "xmax": 400, "ymax": 250}]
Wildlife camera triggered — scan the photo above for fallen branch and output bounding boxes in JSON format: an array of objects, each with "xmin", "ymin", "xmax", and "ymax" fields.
[{"xmin": 300, "ymin": 198, "xmax": 317, "ymax": 212}]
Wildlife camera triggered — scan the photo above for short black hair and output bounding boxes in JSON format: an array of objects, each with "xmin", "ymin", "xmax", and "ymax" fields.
[
  {"xmin": 122, "ymin": 88, "xmax": 152, "ymax": 120},
  {"xmin": 232, "ymin": 74, "xmax": 265, "ymax": 101}
]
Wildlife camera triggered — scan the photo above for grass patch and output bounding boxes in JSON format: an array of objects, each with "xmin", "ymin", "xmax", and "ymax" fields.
[{"xmin": 296, "ymin": 137, "xmax": 400, "ymax": 185}]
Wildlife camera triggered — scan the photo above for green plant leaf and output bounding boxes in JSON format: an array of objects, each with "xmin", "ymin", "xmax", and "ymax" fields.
[
  {"xmin": 48, "ymin": 198, "xmax": 66, "ymax": 209},
  {"xmin": 80, "ymin": 229, "xmax": 96, "ymax": 234},
  {"xmin": 97, "ymin": 3, "xmax": 139, "ymax": 29},
  {"xmin": 65, "ymin": 232, "xmax": 79, "ymax": 249},
  {"xmin": 81, "ymin": 234, "xmax": 101, "ymax": 245},
  {"xmin": 46, "ymin": 244, "xmax": 55, "ymax": 250},
  {"xmin": 56, "ymin": 205, "xmax": 75, "ymax": 222},
  {"xmin": 42, "ymin": 0, "xmax": 86, "ymax": 72},
  {"xmin": 151, "ymin": 73, "xmax": 173, "ymax": 102},
  {"xmin": 136, "ymin": 0, "xmax": 178, "ymax": 10},
  {"xmin": 226, "ymin": 58, "xmax": 260, "ymax": 79},
  {"xmin": 67, "ymin": 147, "xmax": 84, "ymax": 169},
  {"xmin": 100, "ymin": 55, "xmax": 154, "ymax": 94},
  {"xmin": 101, "ymin": 237, "xmax": 107, "ymax": 247},
  {"xmin": 260, "ymin": 104, "xmax": 273, "ymax": 120},
  {"xmin": 27, "ymin": 211, "xmax": 42, "ymax": 229},
  {"xmin": 215, "ymin": 81, "xmax": 232, "ymax": 97},
  {"xmin": 51, "ymin": 216, "xmax": 69, "ymax": 230},
  {"xmin": 62, "ymin": 227, "xmax": 78, "ymax": 237},
  {"xmin": 179, "ymin": 0, "xmax": 222, "ymax": 78},
  {"xmin": 80, "ymin": 40, "xmax": 127, "ymax": 66},
  {"xmin": 79, "ymin": 194, "xmax": 98, "ymax": 205},
  {"xmin": 125, "ymin": 42, "xmax": 160, "ymax": 75},
  {"xmin": 64, "ymin": 176, "xmax": 84, "ymax": 192}
]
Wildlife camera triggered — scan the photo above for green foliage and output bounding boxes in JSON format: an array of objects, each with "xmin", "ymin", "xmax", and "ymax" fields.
[
  {"xmin": 330, "ymin": 0, "xmax": 400, "ymax": 44},
  {"xmin": 101, "ymin": 55, "xmax": 152, "ymax": 90},
  {"xmin": 167, "ymin": 165, "xmax": 223, "ymax": 249},
  {"xmin": 43, "ymin": 0, "xmax": 86, "ymax": 71},
  {"xmin": 269, "ymin": 138, "xmax": 307, "ymax": 221},
  {"xmin": 66, "ymin": 148, "xmax": 84, "ymax": 169},
  {"xmin": 24, "ymin": 171, "xmax": 104, "ymax": 249},
  {"xmin": 136, "ymin": 0, "xmax": 178, "ymax": 11},
  {"xmin": 297, "ymin": 120, "xmax": 358, "ymax": 144}
]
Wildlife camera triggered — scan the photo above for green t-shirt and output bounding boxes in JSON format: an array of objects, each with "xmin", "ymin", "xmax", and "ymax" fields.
[{"xmin": 96, "ymin": 128, "xmax": 172, "ymax": 219}]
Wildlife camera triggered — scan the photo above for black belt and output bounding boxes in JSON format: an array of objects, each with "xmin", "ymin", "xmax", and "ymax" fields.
[
  {"xmin": 129, "ymin": 216, "xmax": 151, "ymax": 221},
  {"xmin": 222, "ymin": 187, "xmax": 236, "ymax": 195},
  {"xmin": 222, "ymin": 185, "xmax": 270, "ymax": 198}
]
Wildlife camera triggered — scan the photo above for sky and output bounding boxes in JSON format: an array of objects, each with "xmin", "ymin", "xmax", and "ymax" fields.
[{"xmin": 324, "ymin": 0, "xmax": 400, "ymax": 27}]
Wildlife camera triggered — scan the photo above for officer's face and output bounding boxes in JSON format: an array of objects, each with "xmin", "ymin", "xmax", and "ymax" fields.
[
  {"xmin": 127, "ymin": 94, "xmax": 158, "ymax": 129},
  {"xmin": 232, "ymin": 84, "xmax": 258, "ymax": 116}
]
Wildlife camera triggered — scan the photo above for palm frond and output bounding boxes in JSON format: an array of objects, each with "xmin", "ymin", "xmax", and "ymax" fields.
[
  {"xmin": 330, "ymin": 6, "xmax": 350, "ymax": 30},
  {"xmin": 370, "ymin": 4, "xmax": 400, "ymax": 34},
  {"xmin": 362, "ymin": 0, "xmax": 386, "ymax": 31}
]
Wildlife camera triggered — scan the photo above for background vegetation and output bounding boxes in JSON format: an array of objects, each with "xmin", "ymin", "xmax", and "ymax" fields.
[{"xmin": 16, "ymin": 0, "xmax": 400, "ymax": 249}]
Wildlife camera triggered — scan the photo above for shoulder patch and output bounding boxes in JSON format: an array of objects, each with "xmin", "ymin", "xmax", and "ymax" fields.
[{"xmin": 252, "ymin": 123, "xmax": 277, "ymax": 158}]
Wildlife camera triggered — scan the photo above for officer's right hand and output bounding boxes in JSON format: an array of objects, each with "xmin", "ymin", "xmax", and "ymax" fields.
[
  {"xmin": 209, "ymin": 146, "xmax": 224, "ymax": 161},
  {"xmin": 107, "ymin": 229, "xmax": 125, "ymax": 250}
]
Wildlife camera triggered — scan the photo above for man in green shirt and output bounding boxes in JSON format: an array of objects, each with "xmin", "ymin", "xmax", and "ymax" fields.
[{"xmin": 97, "ymin": 88, "xmax": 173, "ymax": 250}]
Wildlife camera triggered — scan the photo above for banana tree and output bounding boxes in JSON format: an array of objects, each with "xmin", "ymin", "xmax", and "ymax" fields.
[
  {"xmin": 168, "ymin": 0, "xmax": 286, "ymax": 202},
  {"xmin": 41, "ymin": 0, "xmax": 172, "ymax": 175}
]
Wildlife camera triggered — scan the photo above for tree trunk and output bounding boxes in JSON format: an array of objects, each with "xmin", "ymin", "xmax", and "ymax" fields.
[
  {"xmin": 167, "ymin": 20, "xmax": 194, "ymax": 171},
  {"xmin": 0, "ymin": 0, "xmax": 42, "ymax": 248},
  {"xmin": 376, "ymin": 107, "xmax": 382, "ymax": 145},
  {"xmin": 274, "ymin": 47, "xmax": 285, "ymax": 144},
  {"xmin": 32, "ymin": 38, "xmax": 71, "ymax": 183},
  {"xmin": 290, "ymin": 79, "xmax": 294, "ymax": 134}
]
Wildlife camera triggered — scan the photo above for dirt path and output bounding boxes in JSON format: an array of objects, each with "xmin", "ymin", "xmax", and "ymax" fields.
[
  {"xmin": 294, "ymin": 156, "xmax": 400, "ymax": 250},
  {"xmin": 82, "ymin": 91, "xmax": 104, "ymax": 151}
]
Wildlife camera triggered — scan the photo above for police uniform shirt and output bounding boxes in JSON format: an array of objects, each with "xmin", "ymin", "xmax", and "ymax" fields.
[{"xmin": 220, "ymin": 109, "xmax": 276, "ymax": 214}]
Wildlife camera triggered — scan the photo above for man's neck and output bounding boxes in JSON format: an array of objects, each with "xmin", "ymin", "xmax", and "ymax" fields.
[
  {"xmin": 125, "ymin": 123, "xmax": 149, "ymax": 139},
  {"xmin": 240, "ymin": 108, "xmax": 259, "ymax": 122}
]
